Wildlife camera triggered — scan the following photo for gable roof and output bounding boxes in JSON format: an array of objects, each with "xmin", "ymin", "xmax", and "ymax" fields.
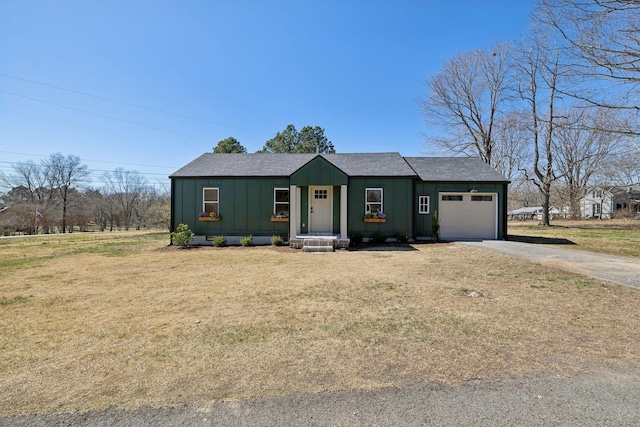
[
  {"xmin": 170, "ymin": 153, "xmax": 317, "ymax": 177},
  {"xmin": 321, "ymin": 153, "xmax": 416, "ymax": 176},
  {"xmin": 404, "ymin": 157, "xmax": 509, "ymax": 182},
  {"xmin": 170, "ymin": 153, "xmax": 508, "ymax": 181},
  {"xmin": 170, "ymin": 152, "xmax": 417, "ymax": 178}
]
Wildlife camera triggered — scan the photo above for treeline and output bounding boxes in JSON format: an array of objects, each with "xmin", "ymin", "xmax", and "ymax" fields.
[
  {"xmin": 0, "ymin": 153, "xmax": 169, "ymax": 235},
  {"xmin": 420, "ymin": 0, "xmax": 640, "ymax": 223}
]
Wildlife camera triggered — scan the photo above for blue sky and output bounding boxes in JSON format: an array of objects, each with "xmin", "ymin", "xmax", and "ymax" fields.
[{"xmin": 0, "ymin": 0, "xmax": 534, "ymax": 190}]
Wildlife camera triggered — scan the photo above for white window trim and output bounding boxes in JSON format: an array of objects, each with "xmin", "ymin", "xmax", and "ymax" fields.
[
  {"xmin": 365, "ymin": 188, "xmax": 383, "ymax": 214},
  {"xmin": 418, "ymin": 195, "xmax": 430, "ymax": 214},
  {"xmin": 273, "ymin": 188, "xmax": 289, "ymax": 216},
  {"xmin": 203, "ymin": 187, "xmax": 219, "ymax": 214}
]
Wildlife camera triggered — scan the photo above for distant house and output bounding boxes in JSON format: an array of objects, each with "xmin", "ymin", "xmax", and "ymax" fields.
[
  {"xmin": 508, "ymin": 206, "xmax": 564, "ymax": 221},
  {"xmin": 580, "ymin": 185, "xmax": 640, "ymax": 219},
  {"xmin": 169, "ymin": 153, "xmax": 509, "ymax": 248}
]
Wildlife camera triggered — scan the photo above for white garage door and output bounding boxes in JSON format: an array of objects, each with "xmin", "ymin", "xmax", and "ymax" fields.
[{"xmin": 438, "ymin": 193, "xmax": 497, "ymax": 240}]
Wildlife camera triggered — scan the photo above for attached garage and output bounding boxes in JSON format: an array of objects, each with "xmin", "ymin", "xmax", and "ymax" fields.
[
  {"xmin": 405, "ymin": 157, "xmax": 509, "ymax": 241},
  {"xmin": 438, "ymin": 193, "xmax": 498, "ymax": 240}
]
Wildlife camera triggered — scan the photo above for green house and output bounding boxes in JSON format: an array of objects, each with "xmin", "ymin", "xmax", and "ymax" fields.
[{"xmin": 169, "ymin": 152, "xmax": 509, "ymax": 247}]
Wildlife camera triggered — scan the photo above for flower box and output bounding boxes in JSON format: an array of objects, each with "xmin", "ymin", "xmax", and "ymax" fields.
[
  {"xmin": 271, "ymin": 217, "xmax": 289, "ymax": 222},
  {"xmin": 198, "ymin": 217, "xmax": 220, "ymax": 222},
  {"xmin": 364, "ymin": 218, "xmax": 386, "ymax": 223}
]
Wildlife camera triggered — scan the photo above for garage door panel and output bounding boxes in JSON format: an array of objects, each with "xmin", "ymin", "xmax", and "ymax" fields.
[{"xmin": 439, "ymin": 193, "xmax": 497, "ymax": 240}]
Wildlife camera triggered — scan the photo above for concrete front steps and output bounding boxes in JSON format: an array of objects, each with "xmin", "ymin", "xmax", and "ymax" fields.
[{"xmin": 289, "ymin": 235, "xmax": 350, "ymax": 252}]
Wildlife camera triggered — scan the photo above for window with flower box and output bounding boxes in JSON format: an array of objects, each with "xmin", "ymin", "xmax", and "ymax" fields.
[
  {"xmin": 203, "ymin": 188, "xmax": 219, "ymax": 216},
  {"xmin": 365, "ymin": 188, "xmax": 383, "ymax": 214},
  {"xmin": 273, "ymin": 188, "xmax": 289, "ymax": 217}
]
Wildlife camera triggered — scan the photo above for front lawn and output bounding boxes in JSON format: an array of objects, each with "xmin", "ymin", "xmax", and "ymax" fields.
[{"xmin": 1, "ymin": 231, "xmax": 639, "ymax": 415}]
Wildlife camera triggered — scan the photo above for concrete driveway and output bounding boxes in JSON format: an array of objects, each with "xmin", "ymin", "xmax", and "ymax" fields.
[{"xmin": 459, "ymin": 240, "xmax": 640, "ymax": 289}]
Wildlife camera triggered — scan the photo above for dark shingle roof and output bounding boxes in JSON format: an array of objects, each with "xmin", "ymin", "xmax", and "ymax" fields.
[
  {"xmin": 170, "ymin": 153, "xmax": 508, "ymax": 182},
  {"xmin": 320, "ymin": 153, "xmax": 416, "ymax": 176},
  {"xmin": 404, "ymin": 157, "xmax": 509, "ymax": 182},
  {"xmin": 170, "ymin": 152, "xmax": 416, "ymax": 178},
  {"xmin": 170, "ymin": 153, "xmax": 317, "ymax": 177}
]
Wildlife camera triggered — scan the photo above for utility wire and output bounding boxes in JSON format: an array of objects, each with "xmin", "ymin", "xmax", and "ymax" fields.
[
  {"xmin": 0, "ymin": 73, "xmax": 266, "ymax": 134},
  {"xmin": 0, "ymin": 90, "xmax": 217, "ymax": 143}
]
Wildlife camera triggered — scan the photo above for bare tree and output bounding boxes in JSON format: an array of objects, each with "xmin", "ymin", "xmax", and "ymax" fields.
[
  {"xmin": 537, "ymin": 0, "xmax": 640, "ymax": 134},
  {"xmin": 101, "ymin": 168, "xmax": 148, "ymax": 231},
  {"xmin": 516, "ymin": 37, "xmax": 566, "ymax": 226},
  {"xmin": 491, "ymin": 111, "xmax": 531, "ymax": 184},
  {"xmin": 422, "ymin": 43, "xmax": 514, "ymax": 165},
  {"xmin": 553, "ymin": 109, "xmax": 619, "ymax": 218},
  {"xmin": 45, "ymin": 153, "xmax": 89, "ymax": 233}
]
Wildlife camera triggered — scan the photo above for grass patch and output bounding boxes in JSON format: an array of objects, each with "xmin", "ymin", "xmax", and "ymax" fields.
[
  {"xmin": 0, "ymin": 231, "xmax": 639, "ymax": 416},
  {"xmin": 0, "ymin": 296, "xmax": 29, "ymax": 306}
]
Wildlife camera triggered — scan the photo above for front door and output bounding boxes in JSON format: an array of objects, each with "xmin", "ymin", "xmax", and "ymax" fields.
[{"xmin": 309, "ymin": 186, "xmax": 333, "ymax": 233}]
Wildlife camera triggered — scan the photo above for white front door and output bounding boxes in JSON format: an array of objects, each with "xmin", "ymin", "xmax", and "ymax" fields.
[{"xmin": 309, "ymin": 186, "xmax": 333, "ymax": 233}]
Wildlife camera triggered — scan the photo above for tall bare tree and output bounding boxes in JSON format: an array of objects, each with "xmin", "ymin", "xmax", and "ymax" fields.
[
  {"xmin": 45, "ymin": 153, "xmax": 89, "ymax": 233},
  {"xmin": 537, "ymin": 0, "xmax": 640, "ymax": 135},
  {"xmin": 516, "ymin": 36, "xmax": 566, "ymax": 226},
  {"xmin": 422, "ymin": 43, "xmax": 514, "ymax": 165}
]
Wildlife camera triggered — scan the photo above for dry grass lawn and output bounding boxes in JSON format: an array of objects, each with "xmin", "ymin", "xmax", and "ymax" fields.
[{"xmin": 1, "ymin": 231, "xmax": 640, "ymax": 416}]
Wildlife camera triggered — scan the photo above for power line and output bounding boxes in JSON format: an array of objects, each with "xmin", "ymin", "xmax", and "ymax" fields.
[
  {"xmin": 0, "ymin": 73, "xmax": 267, "ymax": 134},
  {"xmin": 0, "ymin": 150, "xmax": 177, "ymax": 169},
  {"xmin": 1, "ymin": 90, "xmax": 218, "ymax": 143}
]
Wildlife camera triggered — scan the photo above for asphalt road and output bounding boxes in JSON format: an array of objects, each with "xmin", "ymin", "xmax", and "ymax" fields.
[{"xmin": 3, "ymin": 367, "xmax": 639, "ymax": 426}]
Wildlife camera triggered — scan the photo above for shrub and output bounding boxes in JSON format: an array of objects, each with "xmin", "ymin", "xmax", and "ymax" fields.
[
  {"xmin": 371, "ymin": 232, "xmax": 388, "ymax": 243},
  {"xmin": 396, "ymin": 232, "xmax": 411, "ymax": 243},
  {"xmin": 240, "ymin": 235, "xmax": 253, "ymax": 247},
  {"xmin": 212, "ymin": 235, "xmax": 227, "ymax": 247},
  {"xmin": 349, "ymin": 233, "xmax": 363, "ymax": 246},
  {"xmin": 271, "ymin": 235, "xmax": 284, "ymax": 246},
  {"xmin": 171, "ymin": 223, "xmax": 194, "ymax": 248},
  {"xmin": 432, "ymin": 210, "xmax": 440, "ymax": 242}
]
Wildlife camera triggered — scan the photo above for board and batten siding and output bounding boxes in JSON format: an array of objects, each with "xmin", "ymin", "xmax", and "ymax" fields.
[
  {"xmin": 347, "ymin": 177, "xmax": 413, "ymax": 238},
  {"xmin": 414, "ymin": 182, "xmax": 508, "ymax": 240},
  {"xmin": 172, "ymin": 177, "xmax": 290, "ymax": 237}
]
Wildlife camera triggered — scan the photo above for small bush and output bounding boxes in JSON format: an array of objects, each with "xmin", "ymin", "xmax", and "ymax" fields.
[
  {"xmin": 240, "ymin": 235, "xmax": 253, "ymax": 247},
  {"xmin": 371, "ymin": 232, "xmax": 388, "ymax": 243},
  {"xmin": 271, "ymin": 235, "xmax": 284, "ymax": 246},
  {"xmin": 432, "ymin": 210, "xmax": 440, "ymax": 242},
  {"xmin": 212, "ymin": 235, "xmax": 227, "ymax": 247},
  {"xmin": 171, "ymin": 223, "xmax": 194, "ymax": 248},
  {"xmin": 349, "ymin": 233, "xmax": 363, "ymax": 246},
  {"xmin": 397, "ymin": 232, "xmax": 411, "ymax": 243}
]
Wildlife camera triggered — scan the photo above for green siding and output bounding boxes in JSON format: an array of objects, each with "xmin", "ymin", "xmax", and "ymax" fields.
[
  {"xmin": 414, "ymin": 182, "xmax": 508, "ymax": 239},
  {"xmin": 172, "ymin": 177, "xmax": 290, "ymax": 236},
  {"xmin": 347, "ymin": 177, "xmax": 413, "ymax": 238},
  {"xmin": 291, "ymin": 156, "xmax": 348, "ymax": 186}
]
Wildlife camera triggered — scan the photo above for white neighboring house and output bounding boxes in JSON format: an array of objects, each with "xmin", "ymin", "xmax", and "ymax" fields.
[
  {"xmin": 580, "ymin": 185, "xmax": 640, "ymax": 219},
  {"xmin": 508, "ymin": 206, "xmax": 564, "ymax": 221}
]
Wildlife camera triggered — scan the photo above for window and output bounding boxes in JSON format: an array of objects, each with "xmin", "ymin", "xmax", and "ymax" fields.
[
  {"xmin": 471, "ymin": 195, "xmax": 493, "ymax": 202},
  {"xmin": 365, "ymin": 188, "xmax": 383, "ymax": 214},
  {"xmin": 593, "ymin": 203, "xmax": 601, "ymax": 215},
  {"xmin": 274, "ymin": 188, "xmax": 289, "ymax": 217},
  {"xmin": 418, "ymin": 195, "xmax": 430, "ymax": 214},
  {"xmin": 203, "ymin": 188, "xmax": 219, "ymax": 215},
  {"xmin": 442, "ymin": 195, "xmax": 463, "ymax": 201},
  {"xmin": 314, "ymin": 189, "xmax": 327, "ymax": 199}
]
